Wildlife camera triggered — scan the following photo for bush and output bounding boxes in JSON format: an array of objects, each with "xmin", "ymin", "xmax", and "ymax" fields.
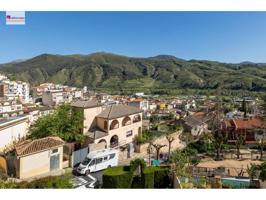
[
  {"xmin": 186, "ymin": 138, "xmax": 214, "ymax": 154},
  {"xmin": 102, "ymin": 166, "xmax": 133, "ymax": 188},
  {"xmin": 0, "ymin": 174, "xmax": 72, "ymax": 189},
  {"xmin": 154, "ymin": 167, "xmax": 170, "ymax": 188},
  {"xmin": 142, "ymin": 167, "xmax": 155, "ymax": 188},
  {"xmin": 142, "ymin": 166, "xmax": 170, "ymax": 188},
  {"xmin": 130, "ymin": 158, "xmax": 146, "ymax": 173},
  {"xmin": 16, "ymin": 173, "xmax": 73, "ymax": 188},
  {"xmin": 134, "ymin": 130, "xmax": 153, "ymax": 144}
]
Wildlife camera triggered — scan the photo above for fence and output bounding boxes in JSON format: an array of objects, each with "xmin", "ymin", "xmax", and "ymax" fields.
[
  {"xmin": 71, "ymin": 147, "xmax": 88, "ymax": 167},
  {"xmin": 191, "ymin": 166, "xmax": 249, "ymax": 178}
]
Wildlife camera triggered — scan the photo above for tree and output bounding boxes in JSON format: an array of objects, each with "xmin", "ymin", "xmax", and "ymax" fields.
[
  {"xmin": 247, "ymin": 163, "xmax": 260, "ymax": 181},
  {"xmin": 235, "ymin": 133, "xmax": 246, "ymax": 159},
  {"xmin": 212, "ymin": 130, "xmax": 227, "ymax": 160},
  {"xmin": 152, "ymin": 143, "xmax": 166, "ymax": 160},
  {"xmin": 241, "ymin": 99, "xmax": 248, "ymax": 118},
  {"xmin": 150, "ymin": 115, "xmax": 160, "ymax": 129},
  {"xmin": 211, "ymin": 83, "xmax": 227, "ymax": 160},
  {"xmin": 29, "ymin": 104, "xmax": 85, "ymax": 143},
  {"xmin": 262, "ymin": 95, "xmax": 266, "ymax": 115},
  {"xmin": 169, "ymin": 150, "xmax": 190, "ymax": 177},
  {"xmin": 256, "ymin": 129, "xmax": 265, "ymax": 160},
  {"xmin": 166, "ymin": 134, "xmax": 175, "ymax": 162}
]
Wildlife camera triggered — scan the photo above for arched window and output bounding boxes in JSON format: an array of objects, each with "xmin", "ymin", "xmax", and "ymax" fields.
[
  {"xmin": 133, "ymin": 114, "xmax": 141, "ymax": 123},
  {"xmin": 104, "ymin": 120, "xmax": 108, "ymax": 130},
  {"xmin": 98, "ymin": 139, "xmax": 107, "ymax": 149},
  {"xmin": 110, "ymin": 135, "xmax": 119, "ymax": 148},
  {"xmin": 110, "ymin": 120, "xmax": 119, "ymax": 130},
  {"xmin": 122, "ymin": 116, "xmax": 131, "ymax": 126}
]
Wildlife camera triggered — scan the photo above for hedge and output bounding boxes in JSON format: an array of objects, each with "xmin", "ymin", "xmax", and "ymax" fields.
[
  {"xmin": 142, "ymin": 167, "xmax": 170, "ymax": 188},
  {"xmin": 154, "ymin": 167, "xmax": 170, "ymax": 188},
  {"xmin": 102, "ymin": 166, "xmax": 133, "ymax": 188},
  {"xmin": 102, "ymin": 159, "xmax": 170, "ymax": 188},
  {"xmin": 142, "ymin": 167, "xmax": 155, "ymax": 188}
]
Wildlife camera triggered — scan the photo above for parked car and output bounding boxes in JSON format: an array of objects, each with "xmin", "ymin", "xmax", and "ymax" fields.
[{"xmin": 77, "ymin": 148, "xmax": 118, "ymax": 175}]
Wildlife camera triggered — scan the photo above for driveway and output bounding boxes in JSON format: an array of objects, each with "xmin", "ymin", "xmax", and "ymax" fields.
[{"xmin": 72, "ymin": 168, "xmax": 104, "ymax": 186}]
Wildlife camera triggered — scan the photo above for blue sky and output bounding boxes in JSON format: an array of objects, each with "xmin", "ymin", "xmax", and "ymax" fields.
[{"xmin": 1, "ymin": 12, "xmax": 266, "ymax": 63}]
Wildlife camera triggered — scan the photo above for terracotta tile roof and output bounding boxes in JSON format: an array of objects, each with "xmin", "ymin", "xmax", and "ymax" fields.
[
  {"xmin": 97, "ymin": 104, "xmax": 142, "ymax": 119},
  {"xmin": 232, "ymin": 118, "xmax": 266, "ymax": 129},
  {"xmin": 15, "ymin": 136, "xmax": 64, "ymax": 157}
]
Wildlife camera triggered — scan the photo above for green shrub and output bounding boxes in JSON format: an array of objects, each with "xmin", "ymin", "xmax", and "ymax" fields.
[
  {"xmin": 130, "ymin": 158, "xmax": 146, "ymax": 173},
  {"xmin": 0, "ymin": 174, "xmax": 72, "ymax": 189},
  {"xmin": 102, "ymin": 166, "xmax": 133, "ymax": 188},
  {"xmin": 141, "ymin": 166, "xmax": 170, "ymax": 188},
  {"xmin": 142, "ymin": 167, "xmax": 155, "ymax": 188},
  {"xmin": 0, "ymin": 180, "xmax": 16, "ymax": 189},
  {"xmin": 16, "ymin": 173, "xmax": 73, "ymax": 189},
  {"xmin": 134, "ymin": 130, "xmax": 153, "ymax": 144},
  {"xmin": 131, "ymin": 176, "xmax": 142, "ymax": 188},
  {"xmin": 154, "ymin": 167, "xmax": 170, "ymax": 188}
]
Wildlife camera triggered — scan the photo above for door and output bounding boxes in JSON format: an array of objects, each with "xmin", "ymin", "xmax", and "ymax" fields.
[
  {"xmin": 95, "ymin": 157, "xmax": 104, "ymax": 171},
  {"xmin": 50, "ymin": 154, "xmax": 60, "ymax": 171}
]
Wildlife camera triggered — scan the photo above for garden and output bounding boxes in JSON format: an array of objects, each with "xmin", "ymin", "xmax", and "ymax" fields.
[{"xmin": 102, "ymin": 159, "xmax": 171, "ymax": 188}]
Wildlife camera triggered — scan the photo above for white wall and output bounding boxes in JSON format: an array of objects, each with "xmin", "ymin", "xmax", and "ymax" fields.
[
  {"xmin": 0, "ymin": 120, "xmax": 28, "ymax": 151},
  {"xmin": 19, "ymin": 146, "xmax": 63, "ymax": 179}
]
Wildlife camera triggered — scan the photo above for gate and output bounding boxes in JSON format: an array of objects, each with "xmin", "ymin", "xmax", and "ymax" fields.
[
  {"xmin": 72, "ymin": 147, "xmax": 88, "ymax": 167},
  {"xmin": 50, "ymin": 154, "xmax": 60, "ymax": 171}
]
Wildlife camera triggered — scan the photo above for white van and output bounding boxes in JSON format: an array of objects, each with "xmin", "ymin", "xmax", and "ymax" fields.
[{"xmin": 77, "ymin": 148, "xmax": 118, "ymax": 175}]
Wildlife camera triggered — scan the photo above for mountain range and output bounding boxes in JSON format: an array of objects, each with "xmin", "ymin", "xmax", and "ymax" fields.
[{"xmin": 0, "ymin": 52, "xmax": 266, "ymax": 94}]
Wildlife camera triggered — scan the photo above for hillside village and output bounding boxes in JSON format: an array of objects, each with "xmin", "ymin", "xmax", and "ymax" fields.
[{"xmin": 0, "ymin": 72, "xmax": 266, "ymax": 189}]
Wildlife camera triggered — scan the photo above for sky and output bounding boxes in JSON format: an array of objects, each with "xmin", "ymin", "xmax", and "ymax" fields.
[{"xmin": 1, "ymin": 12, "xmax": 266, "ymax": 63}]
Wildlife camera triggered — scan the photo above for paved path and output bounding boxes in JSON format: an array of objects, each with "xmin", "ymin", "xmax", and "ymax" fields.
[{"xmin": 118, "ymin": 132, "xmax": 186, "ymax": 165}]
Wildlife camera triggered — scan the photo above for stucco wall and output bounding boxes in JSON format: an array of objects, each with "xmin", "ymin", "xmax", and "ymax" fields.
[
  {"xmin": 0, "ymin": 120, "xmax": 28, "ymax": 152},
  {"xmin": 94, "ymin": 113, "xmax": 142, "ymax": 148},
  {"xmin": 96, "ymin": 117, "xmax": 108, "ymax": 132},
  {"xmin": 83, "ymin": 106, "xmax": 103, "ymax": 133},
  {"xmin": 19, "ymin": 146, "xmax": 63, "ymax": 179}
]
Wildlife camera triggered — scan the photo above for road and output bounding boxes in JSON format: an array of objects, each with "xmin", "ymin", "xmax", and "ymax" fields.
[{"xmin": 72, "ymin": 168, "xmax": 104, "ymax": 185}]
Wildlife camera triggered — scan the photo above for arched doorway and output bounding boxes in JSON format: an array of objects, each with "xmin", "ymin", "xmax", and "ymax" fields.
[
  {"xmin": 98, "ymin": 139, "xmax": 107, "ymax": 149},
  {"xmin": 110, "ymin": 135, "xmax": 119, "ymax": 148}
]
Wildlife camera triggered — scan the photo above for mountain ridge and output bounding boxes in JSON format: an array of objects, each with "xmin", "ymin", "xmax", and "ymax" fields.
[{"xmin": 0, "ymin": 52, "xmax": 266, "ymax": 93}]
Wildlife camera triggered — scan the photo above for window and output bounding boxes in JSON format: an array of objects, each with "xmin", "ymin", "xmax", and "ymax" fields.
[
  {"xmin": 51, "ymin": 148, "xmax": 58, "ymax": 155},
  {"xmin": 109, "ymin": 153, "xmax": 115, "ymax": 159},
  {"xmin": 96, "ymin": 157, "xmax": 103, "ymax": 164},
  {"xmin": 126, "ymin": 130, "xmax": 133, "ymax": 137},
  {"xmin": 89, "ymin": 159, "xmax": 96, "ymax": 166},
  {"xmin": 103, "ymin": 156, "xmax": 108, "ymax": 161}
]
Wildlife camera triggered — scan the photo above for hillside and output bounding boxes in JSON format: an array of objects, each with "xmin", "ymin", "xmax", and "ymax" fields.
[{"xmin": 0, "ymin": 52, "xmax": 266, "ymax": 94}]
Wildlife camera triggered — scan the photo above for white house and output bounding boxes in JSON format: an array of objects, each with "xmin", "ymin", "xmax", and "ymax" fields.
[
  {"xmin": 15, "ymin": 136, "xmax": 65, "ymax": 180},
  {"xmin": 42, "ymin": 90, "xmax": 64, "ymax": 107}
]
